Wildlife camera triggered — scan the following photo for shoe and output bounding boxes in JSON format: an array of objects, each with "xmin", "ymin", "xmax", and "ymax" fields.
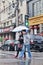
[
  {"xmin": 14, "ymin": 55, "xmax": 18, "ymax": 58},
  {"xmin": 24, "ymin": 55, "xmax": 26, "ymax": 58}
]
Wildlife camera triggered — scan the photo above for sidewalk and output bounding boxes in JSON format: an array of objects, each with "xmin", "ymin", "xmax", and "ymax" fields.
[
  {"xmin": 0, "ymin": 50, "xmax": 43, "ymax": 65},
  {"xmin": 0, "ymin": 50, "xmax": 29, "ymax": 58}
]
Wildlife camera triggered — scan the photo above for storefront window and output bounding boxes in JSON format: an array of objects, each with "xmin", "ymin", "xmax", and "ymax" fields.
[
  {"xmin": 4, "ymin": 23, "xmax": 6, "ymax": 27},
  {"xmin": 42, "ymin": 24, "xmax": 43, "ymax": 31},
  {"xmin": 7, "ymin": 22, "xmax": 9, "ymax": 25}
]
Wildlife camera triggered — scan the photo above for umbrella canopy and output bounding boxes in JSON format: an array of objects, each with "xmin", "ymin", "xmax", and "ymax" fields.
[
  {"xmin": 12, "ymin": 26, "xmax": 29, "ymax": 32},
  {"xmin": 5, "ymin": 40, "xmax": 14, "ymax": 45},
  {"xmin": 4, "ymin": 37, "xmax": 9, "ymax": 40}
]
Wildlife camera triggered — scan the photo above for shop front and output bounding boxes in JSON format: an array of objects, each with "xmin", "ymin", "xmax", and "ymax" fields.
[
  {"xmin": 3, "ymin": 26, "xmax": 15, "ymax": 40},
  {"xmin": 0, "ymin": 26, "xmax": 16, "ymax": 43},
  {"xmin": 29, "ymin": 15, "xmax": 43, "ymax": 34}
]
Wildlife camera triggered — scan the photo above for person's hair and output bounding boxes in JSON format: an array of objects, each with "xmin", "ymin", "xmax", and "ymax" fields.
[{"xmin": 22, "ymin": 30, "xmax": 26, "ymax": 32}]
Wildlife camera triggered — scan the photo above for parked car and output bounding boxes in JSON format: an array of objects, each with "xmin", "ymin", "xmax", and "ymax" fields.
[
  {"xmin": 29, "ymin": 34, "xmax": 43, "ymax": 52},
  {"xmin": 30, "ymin": 34, "xmax": 35, "ymax": 49},
  {"xmin": 33, "ymin": 35, "xmax": 43, "ymax": 52}
]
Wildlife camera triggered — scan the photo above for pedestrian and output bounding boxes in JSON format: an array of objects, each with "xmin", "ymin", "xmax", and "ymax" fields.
[
  {"xmin": 9, "ymin": 42, "xmax": 14, "ymax": 51},
  {"xmin": 15, "ymin": 31, "xmax": 26, "ymax": 58},
  {"xmin": 18, "ymin": 30, "xmax": 31, "ymax": 59}
]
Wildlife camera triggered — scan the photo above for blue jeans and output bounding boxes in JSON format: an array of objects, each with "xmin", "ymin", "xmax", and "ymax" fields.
[{"xmin": 19, "ymin": 44, "xmax": 31, "ymax": 58}]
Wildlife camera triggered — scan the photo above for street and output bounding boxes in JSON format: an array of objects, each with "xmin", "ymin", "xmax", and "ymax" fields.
[
  {"xmin": 0, "ymin": 0, "xmax": 43, "ymax": 65},
  {"xmin": 0, "ymin": 51, "xmax": 43, "ymax": 65}
]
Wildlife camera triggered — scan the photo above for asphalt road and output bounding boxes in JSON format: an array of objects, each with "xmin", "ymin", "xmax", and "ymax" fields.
[{"xmin": 0, "ymin": 51, "xmax": 43, "ymax": 65}]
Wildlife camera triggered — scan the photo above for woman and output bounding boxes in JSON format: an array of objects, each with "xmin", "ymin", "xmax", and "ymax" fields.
[{"xmin": 15, "ymin": 31, "xmax": 26, "ymax": 58}]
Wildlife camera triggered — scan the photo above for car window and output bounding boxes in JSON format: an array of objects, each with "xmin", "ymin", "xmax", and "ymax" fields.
[
  {"xmin": 35, "ymin": 35, "xmax": 42, "ymax": 40},
  {"xmin": 30, "ymin": 34, "xmax": 35, "ymax": 40}
]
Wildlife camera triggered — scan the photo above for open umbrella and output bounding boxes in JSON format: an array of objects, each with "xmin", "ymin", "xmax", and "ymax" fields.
[
  {"xmin": 12, "ymin": 26, "xmax": 29, "ymax": 32},
  {"xmin": 4, "ymin": 37, "xmax": 9, "ymax": 40},
  {"xmin": 5, "ymin": 40, "xmax": 14, "ymax": 45}
]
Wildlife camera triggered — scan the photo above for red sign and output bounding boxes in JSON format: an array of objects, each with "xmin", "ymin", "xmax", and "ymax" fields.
[{"xmin": 3, "ymin": 28, "xmax": 10, "ymax": 32}]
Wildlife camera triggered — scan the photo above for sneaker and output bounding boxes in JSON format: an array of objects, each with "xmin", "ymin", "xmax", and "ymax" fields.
[
  {"xmin": 14, "ymin": 55, "xmax": 18, "ymax": 58},
  {"xmin": 24, "ymin": 55, "xmax": 26, "ymax": 58}
]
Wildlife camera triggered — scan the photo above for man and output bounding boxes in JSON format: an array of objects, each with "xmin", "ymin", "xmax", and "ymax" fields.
[{"xmin": 18, "ymin": 30, "xmax": 31, "ymax": 59}]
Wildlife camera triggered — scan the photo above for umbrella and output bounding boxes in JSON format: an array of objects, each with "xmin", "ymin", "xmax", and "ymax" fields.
[
  {"xmin": 4, "ymin": 37, "xmax": 9, "ymax": 40},
  {"xmin": 5, "ymin": 40, "xmax": 14, "ymax": 45},
  {"xmin": 12, "ymin": 26, "xmax": 29, "ymax": 32}
]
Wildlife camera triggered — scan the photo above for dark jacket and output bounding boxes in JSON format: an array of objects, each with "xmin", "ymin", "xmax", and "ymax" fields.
[{"xmin": 19, "ymin": 34, "xmax": 24, "ymax": 44}]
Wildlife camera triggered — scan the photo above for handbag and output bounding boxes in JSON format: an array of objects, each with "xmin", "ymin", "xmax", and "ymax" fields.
[{"xmin": 18, "ymin": 43, "xmax": 23, "ymax": 48}]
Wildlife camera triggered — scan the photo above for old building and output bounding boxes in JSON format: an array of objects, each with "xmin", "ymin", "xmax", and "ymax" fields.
[
  {"xmin": 28, "ymin": 0, "xmax": 43, "ymax": 35},
  {"xmin": 0, "ymin": 0, "xmax": 28, "ymax": 41}
]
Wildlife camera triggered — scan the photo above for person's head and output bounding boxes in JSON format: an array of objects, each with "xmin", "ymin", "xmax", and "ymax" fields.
[
  {"xmin": 22, "ymin": 29, "xmax": 30, "ymax": 34},
  {"xmin": 19, "ymin": 31, "xmax": 23, "ymax": 35},
  {"xmin": 22, "ymin": 30, "xmax": 26, "ymax": 35}
]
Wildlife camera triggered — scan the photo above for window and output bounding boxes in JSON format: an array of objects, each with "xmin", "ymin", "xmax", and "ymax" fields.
[
  {"xmin": 9, "ymin": 2, "xmax": 11, "ymax": 11},
  {"xmin": 20, "ymin": 0, "xmax": 23, "ymax": 6},
  {"xmin": 18, "ymin": 14, "xmax": 23, "ymax": 24},
  {"xmin": 21, "ymin": 14, "xmax": 23, "ymax": 22},
  {"xmin": 12, "ymin": 1, "xmax": 15, "ymax": 8},
  {"xmin": 27, "ymin": 1, "xmax": 29, "ymax": 14},
  {"xmin": 33, "ymin": 0, "xmax": 43, "ymax": 16},
  {"xmin": 7, "ymin": 22, "xmax": 9, "ymax": 25},
  {"xmin": 41, "ymin": 0, "xmax": 43, "ymax": 14},
  {"xmin": 3, "ymin": 6, "xmax": 5, "ymax": 13},
  {"xmin": 33, "ymin": 1, "xmax": 41, "ymax": 16},
  {"xmin": 33, "ymin": 3, "xmax": 37, "ymax": 16},
  {"xmin": 10, "ymin": 20, "xmax": 12, "ymax": 25},
  {"xmin": 4, "ymin": 23, "xmax": 6, "ymax": 27},
  {"xmin": 42, "ymin": 24, "xmax": 43, "ymax": 31}
]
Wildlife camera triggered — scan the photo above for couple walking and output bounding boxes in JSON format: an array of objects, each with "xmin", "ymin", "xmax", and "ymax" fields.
[{"xmin": 15, "ymin": 30, "xmax": 31, "ymax": 59}]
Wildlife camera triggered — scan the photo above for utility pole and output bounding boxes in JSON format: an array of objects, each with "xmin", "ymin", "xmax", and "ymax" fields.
[
  {"xmin": 16, "ymin": 0, "xmax": 19, "ymax": 27},
  {"xmin": 16, "ymin": 0, "xmax": 19, "ymax": 40}
]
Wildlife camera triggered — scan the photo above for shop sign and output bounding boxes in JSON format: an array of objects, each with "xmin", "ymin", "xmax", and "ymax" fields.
[
  {"xmin": 29, "ymin": 15, "xmax": 43, "ymax": 26},
  {"xmin": 3, "ymin": 28, "xmax": 10, "ymax": 32},
  {"xmin": 3, "ymin": 27, "xmax": 13, "ymax": 32}
]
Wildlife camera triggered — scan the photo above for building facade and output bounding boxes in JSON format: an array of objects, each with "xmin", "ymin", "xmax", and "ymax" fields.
[
  {"xmin": 28, "ymin": 0, "xmax": 43, "ymax": 34},
  {"xmin": 0, "ymin": 0, "xmax": 16, "ymax": 41},
  {"xmin": 0, "ymin": 0, "xmax": 28, "ymax": 41}
]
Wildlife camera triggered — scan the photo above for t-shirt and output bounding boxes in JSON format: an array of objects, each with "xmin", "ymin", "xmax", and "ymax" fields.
[{"xmin": 23, "ymin": 33, "xmax": 30, "ymax": 45}]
